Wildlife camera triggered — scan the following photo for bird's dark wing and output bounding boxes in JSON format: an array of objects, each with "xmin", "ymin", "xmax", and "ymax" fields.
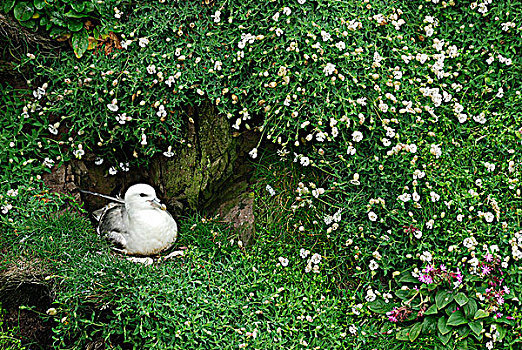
[{"xmin": 96, "ymin": 203, "xmax": 128, "ymax": 249}]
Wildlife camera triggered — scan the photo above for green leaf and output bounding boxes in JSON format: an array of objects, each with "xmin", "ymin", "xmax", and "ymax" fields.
[
  {"xmin": 497, "ymin": 316, "xmax": 515, "ymax": 327},
  {"xmin": 463, "ymin": 298, "xmax": 477, "ymax": 318},
  {"xmin": 438, "ymin": 331, "xmax": 452, "ymax": 346},
  {"xmin": 469, "ymin": 320, "xmax": 483, "ymax": 337},
  {"xmin": 64, "ymin": 10, "xmax": 91, "ymax": 18},
  {"xmin": 456, "ymin": 339, "xmax": 468, "ymax": 350},
  {"xmin": 33, "ymin": 0, "xmax": 45, "ymax": 10},
  {"xmin": 422, "ymin": 316, "xmax": 437, "ymax": 334},
  {"xmin": 398, "ymin": 272, "xmax": 419, "ymax": 283},
  {"xmin": 455, "ymin": 292, "xmax": 469, "ymax": 306},
  {"xmin": 458, "ymin": 325, "xmax": 470, "ymax": 338},
  {"xmin": 71, "ymin": 2, "xmax": 85, "ymax": 12},
  {"xmin": 496, "ymin": 325, "xmax": 506, "ymax": 341},
  {"xmin": 67, "ymin": 19, "xmax": 84, "ymax": 31},
  {"xmin": 14, "ymin": 2, "xmax": 34, "ymax": 21},
  {"xmin": 4, "ymin": 0, "xmax": 16, "ymax": 12},
  {"xmin": 447, "ymin": 311, "xmax": 468, "ymax": 326},
  {"xmin": 438, "ymin": 317, "xmax": 451, "ymax": 335},
  {"xmin": 395, "ymin": 290, "xmax": 411, "ymax": 300},
  {"xmin": 474, "ymin": 309, "xmax": 489, "ymax": 320},
  {"xmin": 72, "ymin": 29, "xmax": 89, "ymax": 58},
  {"xmin": 396, "ymin": 328, "xmax": 410, "ymax": 341},
  {"xmin": 409, "ymin": 322, "xmax": 423, "ymax": 342},
  {"xmin": 425, "ymin": 304, "xmax": 438, "ymax": 315},
  {"xmin": 19, "ymin": 19, "xmax": 36, "ymax": 28},
  {"xmin": 436, "ymin": 290, "xmax": 454, "ymax": 310}
]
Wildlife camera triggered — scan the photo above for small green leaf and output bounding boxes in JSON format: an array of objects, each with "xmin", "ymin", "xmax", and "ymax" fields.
[
  {"xmin": 71, "ymin": 2, "xmax": 85, "ymax": 12},
  {"xmin": 14, "ymin": 2, "xmax": 34, "ymax": 21},
  {"xmin": 497, "ymin": 316, "xmax": 515, "ymax": 327},
  {"xmin": 67, "ymin": 19, "xmax": 84, "ymax": 31},
  {"xmin": 4, "ymin": 0, "xmax": 16, "ymax": 12},
  {"xmin": 447, "ymin": 311, "xmax": 468, "ymax": 326},
  {"xmin": 469, "ymin": 320, "xmax": 483, "ymax": 337},
  {"xmin": 456, "ymin": 339, "xmax": 468, "ymax": 350},
  {"xmin": 422, "ymin": 316, "xmax": 437, "ymax": 334},
  {"xmin": 398, "ymin": 272, "xmax": 419, "ymax": 283},
  {"xmin": 455, "ymin": 292, "xmax": 469, "ymax": 306},
  {"xmin": 438, "ymin": 331, "xmax": 452, "ymax": 345},
  {"xmin": 474, "ymin": 309, "xmax": 489, "ymax": 320},
  {"xmin": 396, "ymin": 328, "xmax": 410, "ymax": 341},
  {"xmin": 436, "ymin": 290, "xmax": 454, "ymax": 310},
  {"xmin": 33, "ymin": 0, "xmax": 45, "ymax": 10},
  {"xmin": 425, "ymin": 304, "xmax": 438, "ymax": 315},
  {"xmin": 409, "ymin": 322, "xmax": 423, "ymax": 342},
  {"xmin": 72, "ymin": 29, "xmax": 89, "ymax": 58},
  {"xmin": 463, "ymin": 298, "xmax": 477, "ymax": 318},
  {"xmin": 438, "ymin": 317, "xmax": 451, "ymax": 335},
  {"xmin": 496, "ymin": 325, "xmax": 506, "ymax": 341}
]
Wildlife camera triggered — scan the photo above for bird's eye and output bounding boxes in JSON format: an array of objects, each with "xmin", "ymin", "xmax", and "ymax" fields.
[{"xmin": 139, "ymin": 193, "xmax": 148, "ymax": 197}]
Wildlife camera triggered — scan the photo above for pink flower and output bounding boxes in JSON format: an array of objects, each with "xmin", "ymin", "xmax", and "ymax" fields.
[
  {"xmin": 498, "ymin": 296, "xmax": 505, "ymax": 305},
  {"xmin": 484, "ymin": 253, "xmax": 493, "ymax": 262},
  {"xmin": 482, "ymin": 265, "xmax": 492, "ymax": 276}
]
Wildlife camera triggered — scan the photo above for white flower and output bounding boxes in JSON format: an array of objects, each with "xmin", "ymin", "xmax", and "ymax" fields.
[
  {"xmin": 300, "ymin": 156, "xmax": 310, "ymax": 167},
  {"xmin": 248, "ymin": 148, "xmax": 258, "ymax": 159},
  {"xmin": 430, "ymin": 191, "xmax": 440, "ymax": 202},
  {"xmin": 146, "ymin": 64, "xmax": 156, "ymax": 74},
  {"xmin": 484, "ymin": 162, "xmax": 495, "ymax": 172},
  {"xmin": 108, "ymin": 166, "xmax": 118, "ymax": 175},
  {"xmin": 266, "ymin": 184, "xmax": 276, "ymax": 196},
  {"xmin": 118, "ymin": 162, "xmax": 129, "ymax": 172},
  {"xmin": 430, "ymin": 144, "xmax": 442, "ymax": 158},
  {"xmin": 420, "ymin": 251, "xmax": 433, "ymax": 262},
  {"xmin": 398, "ymin": 193, "xmax": 411, "ymax": 202},
  {"xmin": 347, "ymin": 145, "xmax": 356, "ymax": 155},
  {"xmin": 43, "ymin": 157, "xmax": 55, "ymax": 168},
  {"xmin": 484, "ymin": 212, "xmax": 495, "ymax": 223},
  {"xmin": 352, "ymin": 131, "xmax": 363, "ymax": 142},
  {"xmin": 156, "ymin": 105, "xmax": 167, "ymax": 118},
  {"xmin": 1, "ymin": 204, "xmax": 12, "ymax": 214},
  {"xmin": 300, "ymin": 249, "xmax": 310, "ymax": 259},
  {"xmin": 278, "ymin": 257, "xmax": 289, "ymax": 267},
  {"xmin": 138, "ymin": 38, "xmax": 150, "ymax": 47},
  {"xmin": 368, "ymin": 211, "xmax": 377, "ymax": 221},
  {"xmin": 282, "ymin": 7, "xmax": 292, "ymax": 16},
  {"xmin": 310, "ymin": 253, "xmax": 321, "ymax": 264},
  {"xmin": 412, "ymin": 192, "xmax": 420, "ymax": 202},
  {"xmin": 323, "ymin": 63, "xmax": 336, "ymax": 76},
  {"xmin": 94, "ymin": 157, "xmax": 104, "ymax": 165},
  {"xmin": 365, "ymin": 289, "xmax": 376, "ymax": 302},
  {"xmin": 335, "ymin": 41, "xmax": 346, "ymax": 50},
  {"xmin": 348, "ymin": 325, "xmax": 357, "ymax": 334},
  {"xmin": 73, "ymin": 148, "xmax": 85, "ymax": 159},
  {"xmin": 369, "ymin": 259, "xmax": 379, "ymax": 271},
  {"xmin": 298, "ymin": 0, "xmax": 306, "ymax": 3},
  {"xmin": 414, "ymin": 230, "xmax": 423, "ymax": 239},
  {"xmin": 463, "ymin": 236, "xmax": 478, "ymax": 249},
  {"xmin": 48, "ymin": 124, "xmax": 58, "ymax": 135},
  {"xmin": 211, "ymin": 10, "xmax": 221, "ymax": 23},
  {"xmin": 163, "ymin": 146, "xmax": 174, "ymax": 158}
]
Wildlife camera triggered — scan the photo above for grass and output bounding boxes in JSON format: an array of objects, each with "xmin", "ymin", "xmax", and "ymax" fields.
[{"xmin": 1, "ymin": 0, "xmax": 522, "ymax": 348}]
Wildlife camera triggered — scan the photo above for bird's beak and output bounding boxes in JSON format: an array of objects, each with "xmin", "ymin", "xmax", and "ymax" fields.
[{"xmin": 150, "ymin": 198, "xmax": 167, "ymax": 210}]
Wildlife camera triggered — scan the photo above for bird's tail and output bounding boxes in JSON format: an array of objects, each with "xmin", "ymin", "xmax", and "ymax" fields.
[{"xmin": 78, "ymin": 189, "xmax": 125, "ymax": 204}]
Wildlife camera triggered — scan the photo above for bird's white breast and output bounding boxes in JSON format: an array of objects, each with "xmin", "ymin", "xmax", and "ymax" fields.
[{"xmin": 124, "ymin": 208, "xmax": 178, "ymax": 255}]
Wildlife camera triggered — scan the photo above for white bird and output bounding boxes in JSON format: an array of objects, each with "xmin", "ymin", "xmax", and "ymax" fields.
[{"xmin": 82, "ymin": 184, "xmax": 178, "ymax": 256}]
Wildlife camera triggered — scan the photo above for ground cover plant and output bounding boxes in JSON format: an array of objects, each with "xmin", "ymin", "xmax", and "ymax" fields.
[{"xmin": 1, "ymin": 0, "xmax": 522, "ymax": 348}]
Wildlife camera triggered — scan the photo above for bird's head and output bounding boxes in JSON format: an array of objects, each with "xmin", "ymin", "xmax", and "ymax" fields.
[{"xmin": 124, "ymin": 184, "xmax": 167, "ymax": 211}]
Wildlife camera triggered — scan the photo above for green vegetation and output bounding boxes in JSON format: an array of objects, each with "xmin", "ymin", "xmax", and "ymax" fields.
[{"xmin": 1, "ymin": 0, "xmax": 521, "ymax": 348}]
